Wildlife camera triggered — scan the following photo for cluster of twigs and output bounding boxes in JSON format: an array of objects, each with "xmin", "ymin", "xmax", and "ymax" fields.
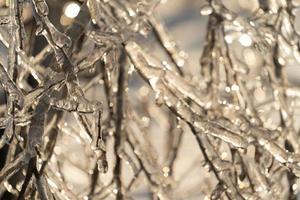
[{"xmin": 1, "ymin": 0, "xmax": 300, "ymax": 199}]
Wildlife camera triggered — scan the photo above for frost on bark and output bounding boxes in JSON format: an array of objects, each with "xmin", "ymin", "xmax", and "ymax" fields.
[{"xmin": 1, "ymin": 0, "xmax": 300, "ymax": 199}]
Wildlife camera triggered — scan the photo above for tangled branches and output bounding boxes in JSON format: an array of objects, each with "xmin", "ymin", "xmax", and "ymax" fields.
[{"xmin": 1, "ymin": 0, "xmax": 300, "ymax": 199}]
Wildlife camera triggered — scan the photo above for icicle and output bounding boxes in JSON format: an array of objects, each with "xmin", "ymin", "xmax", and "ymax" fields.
[
  {"xmin": 0, "ymin": 64, "xmax": 24, "ymax": 108},
  {"xmin": 0, "ymin": 119, "xmax": 13, "ymax": 149},
  {"xmin": 42, "ymin": 18, "xmax": 72, "ymax": 48},
  {"xmin": 125, "ymin": 41, "xmax": 207, "ymax": 107},
  {"xmin": 32, "ymin": 0, "xmax": 72, "ymax": 71},
  {"xmin": 32, "ymin": 0, "xmax": 49, "ymax": 16},
  {"xmin": 0, "ymin": 153, "xmax": 30, "ymax": 185},
  {"xmin": 87, "ymin": 30, "xmax": 121, "ymax": 46},
  {"xmin": 194, "ymin": 120, "xmax": 248, "ymax": 149},
  {"xmin": 50, "ymin": 98, "xmax": 102, "ymax": 114},
  {"xmin": 149, "ymin": 15, "xmax": 188, "ymax": 69},
  {"xmin": 93, "ymin": 110, "xmax": 107, "ymax": 173},
  {"xmin": 26, "ymin": 99, "xmax": 47, "ymax": 156}
]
